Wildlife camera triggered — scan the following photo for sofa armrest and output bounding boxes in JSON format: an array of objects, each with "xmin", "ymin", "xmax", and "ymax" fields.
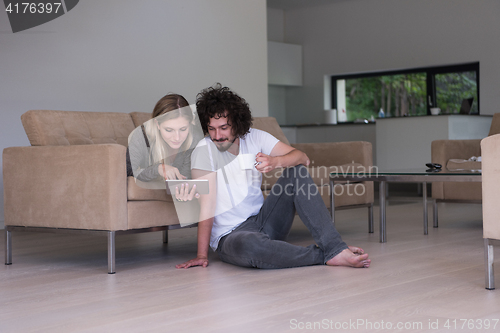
[
  {"xmin": 431, "ymin": 139, "xmax": 481, "ymax": 199},
  {"xmin": 481, "ymin": 134, "xmax": 500, "ymax": 239},
  {"xmin": 3, "ymin": 144, "xmax": 128, "ymax": 230},
  {"xmin": 291, "ymin": 141, "xmax": 373, "ymax": 167},
  {"xmin": 431, "ymin": 139, "xmax": 481, "ymax": 167}
]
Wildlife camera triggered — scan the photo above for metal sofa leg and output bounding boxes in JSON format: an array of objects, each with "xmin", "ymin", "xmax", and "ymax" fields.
[
  {"xmin": 108, "ymin": 231, "xmax": 116, "ymax": 274},
  {"xmin": 423, "ymin": 182, "xmax": 428, "ymax": 235},
  {"xmin": 368, "ymin": 203, "xmax": 374, "ymax": 233},
  {"xmin": 5, "ymin": 229, "xmax": 12, "ymax": 265},
  {"xmin": 485, "ymin": 238, "xmax": 495, "ymax": 290},
  {"xmin": 163, "ymin": 230, "xmax": 168, "ymax": 244}
]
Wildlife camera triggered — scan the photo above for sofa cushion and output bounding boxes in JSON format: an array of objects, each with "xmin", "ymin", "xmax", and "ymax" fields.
[
  {"xmin": 130, "ymin": 112, "xmax": 152, "ymax": 128},
  {"xmin": 446, "ymin": 159, "xmax": 482, "ymax": 171},
  {"xmin": 128, "ymin": 201, "xmax": 179, "ymax": 228},
  {"xmin": 21, "ymin": 110, "xmax": 136, "ymax": 147},
  {"xmin": 292, "ymin": 142, "xmax": 372, "ymax": 167},
  {"xmin": 488, "ymin": 113, "xmax": 500, "ymax": 136},
  {"xmin": 127, "ymin": 177, "xmax": 171, "ymax": 202},
  {"xmin": 443, "ymin": 182, "xmax": 482, "ymax": 201},
  {"xmin": 251, "ymin": 117, "xmax": 290, "ymax": 145}
]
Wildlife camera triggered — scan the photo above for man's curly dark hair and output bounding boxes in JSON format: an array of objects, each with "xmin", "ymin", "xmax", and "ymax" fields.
[{"xmin": 196, "ymin": 83, "xmax": 253, "ymax": 138}]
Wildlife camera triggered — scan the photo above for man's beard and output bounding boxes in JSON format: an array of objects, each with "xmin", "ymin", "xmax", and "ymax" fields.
[{"xmin": 213, "ymin": 136, "xmax": 237, "ymax": 152}]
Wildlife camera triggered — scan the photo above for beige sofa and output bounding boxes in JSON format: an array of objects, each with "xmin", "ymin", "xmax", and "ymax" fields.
[{"xmin": 3, "ymin": 110, "xmax": 373, "ymax": 273}]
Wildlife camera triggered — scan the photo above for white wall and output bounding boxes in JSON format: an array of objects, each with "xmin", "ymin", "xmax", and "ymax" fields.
[
  {"xmin": 267, "ymin": 7, "xmax": 287, "ymax": 124},
  {"xmin": 376, "ymin": 115, "xmax": 491, "ymax": 170},
  {"xmin": 268, "ymin": 85, "xmax": 287, "ymax": 124},
  {"xmin": 267, "ymin": 7, "xmax": 285, "ymax": 43},
  {"xmin": 295, "ymin": 124, "xmax": 376, "ymax": 146},
  {"xmin": 282, "ymin": 123, "xmax": 377, "ymax": 163},
  {"xmin": 0, "ymin": 0, "xmax": 268, "ymax": 223},
  {"xmin": 281, "ymin": 0, "xmax": 500, "ymax": 124}
]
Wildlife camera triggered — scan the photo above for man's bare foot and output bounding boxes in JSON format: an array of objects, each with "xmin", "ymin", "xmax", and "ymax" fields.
[
  {"xmin": 326, "ymin": 247, "xmax": 371, "ymax": 268},
  {"xmin": 348, "ymin": 246, "xmax": 364, "ymax": 255}
]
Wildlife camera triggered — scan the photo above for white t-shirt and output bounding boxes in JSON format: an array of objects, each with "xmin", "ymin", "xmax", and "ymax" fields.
[{"xmin": 191, "ymin": 128, "xmax": 279, "ymax": 250}]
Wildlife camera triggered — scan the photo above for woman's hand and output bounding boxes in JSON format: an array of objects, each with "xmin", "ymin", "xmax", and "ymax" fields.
[
  {"xmin": 175, "ymin": 183, "xmax": 201, "ymax": 202},
  {"xmin": 158, "ymin": 163, "xmax": 186, "ymax": 180}
]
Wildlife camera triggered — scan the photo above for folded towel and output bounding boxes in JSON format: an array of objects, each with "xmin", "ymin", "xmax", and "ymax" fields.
[{"xmin": 447, "ymin": 158, "xmax": 482, "ymax": 172}]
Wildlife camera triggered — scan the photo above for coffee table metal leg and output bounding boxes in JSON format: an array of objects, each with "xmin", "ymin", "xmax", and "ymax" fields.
[
  {"xmin": 379, "ymin": 180, "xmax": 386, "ymax": 243},
  {"xmin": 368, "ymin": 203, "xmax": 374, "ymax": 233},
  {"xmin": 423, "ymin": 181, "xmax": 428, "ymax": 235},
  {"xmin": 433, "ymin": 199, "xmax": 438, "ymax": 228}
]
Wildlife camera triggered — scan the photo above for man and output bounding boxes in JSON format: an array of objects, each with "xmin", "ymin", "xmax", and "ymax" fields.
[{"xmin": 176, "ymin": 84, "xmax": 370, "ymax": 269}]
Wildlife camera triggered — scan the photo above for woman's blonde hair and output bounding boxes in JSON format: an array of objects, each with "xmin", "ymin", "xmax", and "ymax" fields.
[{"xmin": 144, "ymin": 93, "xmax": 194, "ymax": 166}]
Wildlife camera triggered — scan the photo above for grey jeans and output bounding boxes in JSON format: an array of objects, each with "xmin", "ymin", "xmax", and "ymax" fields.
[{"xmin": 216, "ymin": 165, "xmax": 348, "ymax": 268}]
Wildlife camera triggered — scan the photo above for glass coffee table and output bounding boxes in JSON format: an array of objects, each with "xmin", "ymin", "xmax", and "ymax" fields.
[{"xmin": 329, "ymin": 167, "xmax": 482, "ymax": 243}]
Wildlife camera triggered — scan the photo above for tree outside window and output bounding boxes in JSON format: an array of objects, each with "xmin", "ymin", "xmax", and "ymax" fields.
[{"xmin": 332, "ymin": 63, "xmax": 479, "ymax": 122}]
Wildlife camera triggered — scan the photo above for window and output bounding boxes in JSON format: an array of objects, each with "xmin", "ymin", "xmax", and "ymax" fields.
[{"xmin": 331, "ymin": 62, "xmax": 479, "ymax": 122}]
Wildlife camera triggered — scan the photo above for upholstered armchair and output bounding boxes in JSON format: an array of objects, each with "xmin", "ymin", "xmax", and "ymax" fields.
[
  {"xmin": 481, "ymin": 133, "xmax": 500, "ymax": 290},
  {"xmin": 431, "ymin": 114, "xmax": 500, "ymax": 223}
]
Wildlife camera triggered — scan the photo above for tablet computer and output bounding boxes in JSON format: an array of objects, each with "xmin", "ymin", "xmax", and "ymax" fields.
[{"xmin": 165, "ymin": 179, "xmax": 209, "ymax": 195}]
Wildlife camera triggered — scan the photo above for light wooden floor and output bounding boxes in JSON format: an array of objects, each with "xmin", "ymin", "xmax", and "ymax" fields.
[{"xmin": 1, "ymin": 198, "xmax": 499, "ymax": 333}]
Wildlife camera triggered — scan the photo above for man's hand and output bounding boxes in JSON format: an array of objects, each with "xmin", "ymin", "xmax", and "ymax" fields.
[
  {"xmin": 255, "ymin": 152, "xmax": 279, "ymax": 173},
  {"xmin": 177, "ymin": 170, "xmax": 216, "ymax": 271},
  {"xmin": 176, "ymin": 256, "xmax": 209, "ymax": 269}
]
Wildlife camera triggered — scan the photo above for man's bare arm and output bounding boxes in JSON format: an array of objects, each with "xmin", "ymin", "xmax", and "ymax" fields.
[
  {"xmin": 255, "ymin": 141, "xmax": 309, "ymax": 173},
  {"xmin": 175, "ymin": 169, "xmax": 216, "ymax": 269}
]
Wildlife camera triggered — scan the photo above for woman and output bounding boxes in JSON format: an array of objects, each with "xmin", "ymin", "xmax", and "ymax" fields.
[{"xmin": 127, "ymin": 93, "xmax": 203, "ymax": 201}]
